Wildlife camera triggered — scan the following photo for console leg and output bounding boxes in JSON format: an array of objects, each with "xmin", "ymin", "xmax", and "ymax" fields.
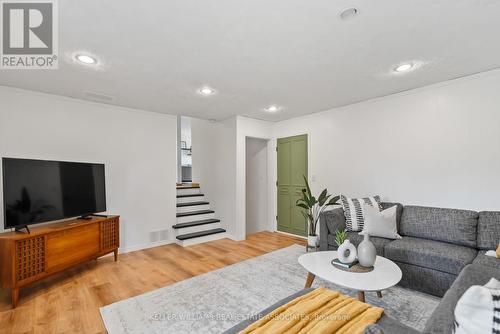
[
  {"xmin": 305, "ymin": 272, "xmax": 315, "ymax": 288},
  {"xmin": 358, "ymin": 291, "xmax": 365, "ymax": 303},
  {"xmin": 12, "ymin": 288, "xmax": 19, "ymax": 308},
  {"xmin": 114, "ymin": 249, "xmax": 118, "ymax": 262}
]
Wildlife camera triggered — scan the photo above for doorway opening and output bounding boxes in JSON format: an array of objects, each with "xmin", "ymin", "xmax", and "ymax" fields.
[
  {"xmin": 245, "ymin": 137, "xmax": 269, "ymax": 235},
  {"xmin": 276, "ymin": 134, "xmax": 308, "ymax": 237},
  {"xmin": 178, "ymin": 116, "xmax": 192, "ymax": 183}
]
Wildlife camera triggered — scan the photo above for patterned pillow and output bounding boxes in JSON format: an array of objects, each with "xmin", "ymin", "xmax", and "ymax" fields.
[{"xmin": 341, "ymin": 195, "xmax": 382, "ymax": 232}]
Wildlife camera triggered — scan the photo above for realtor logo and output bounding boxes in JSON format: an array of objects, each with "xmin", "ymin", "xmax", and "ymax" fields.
[{"xmin": 1, "ymin": 0, "xmax": 58, "ymax": 69}]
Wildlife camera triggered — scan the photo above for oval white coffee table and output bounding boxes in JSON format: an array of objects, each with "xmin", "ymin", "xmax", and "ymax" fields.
[{"xmin": 298, "ymin": 251, "xmax": 402, "ymax": 302}]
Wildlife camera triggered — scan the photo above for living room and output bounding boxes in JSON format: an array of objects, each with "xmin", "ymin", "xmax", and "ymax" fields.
[{"xmin": 0, "ymin": 1, "xmax": 499, "ymax": 333}]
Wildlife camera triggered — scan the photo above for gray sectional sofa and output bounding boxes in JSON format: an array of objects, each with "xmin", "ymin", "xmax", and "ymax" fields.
[
  {"xmin": 224, "ymin": 203, "xmax": 499, "ymax": 334},
  {"xmin": 320, "ymin": 203, "xmax": 500, "ymax": 333}
]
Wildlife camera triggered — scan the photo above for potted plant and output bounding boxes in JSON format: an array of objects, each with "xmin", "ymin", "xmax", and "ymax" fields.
[
  {"xmin": 296, "ymin": 176, "xmax": 340, "ymax": 247},
  {"xmin": 335, "ymin": 229, "xmax": 347, "ymax": 247}
]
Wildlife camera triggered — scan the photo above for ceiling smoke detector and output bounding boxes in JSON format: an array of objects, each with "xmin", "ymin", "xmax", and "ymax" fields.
[{"xmin": 340, "ymin": 7, "xmax": 358, "ymax": 20}]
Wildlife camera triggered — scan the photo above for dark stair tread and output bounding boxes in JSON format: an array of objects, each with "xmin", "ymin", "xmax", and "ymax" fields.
[
  {"xmin": 176, "ymin": 186, "xmax": 200, "ymax": 189},
  {"xmin": 176, "ymin": 228, "xmax": 226, "ymax": 240},
  {"xmin": 173, "ymin": 219, "xmax": 221, "ymax": 229},
  {"xmin": 176, "ymin": 210, "xmax": 215, "ymax": 217},
  {"xmin": 177, "ymin": 194, "xmax": 204, "ymax": 198},
  {"xmin": 176, "ymin": 201, "xmax": 209, "ymax": 207}
]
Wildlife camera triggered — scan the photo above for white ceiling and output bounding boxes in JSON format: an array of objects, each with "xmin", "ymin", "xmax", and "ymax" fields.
[{"xmin": 2, "ymin": 0, "xmax": 500, "ymax": 121}]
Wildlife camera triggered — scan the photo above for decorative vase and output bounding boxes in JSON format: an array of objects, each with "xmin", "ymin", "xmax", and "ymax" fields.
[
  {"xmin": 337, "ymin": 240, "xmax": 357, "ymax": 264},
  {"xmin": 357, "ymin": 234, "xmax": 377, "ymax": 267},
  {"xmin": 307, "ymin": 235, "xmax": 318, "ymax": 247}
]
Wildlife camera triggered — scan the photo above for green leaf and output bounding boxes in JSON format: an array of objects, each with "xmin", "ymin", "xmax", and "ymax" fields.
[
  {"xmin": 296, "ymin": 203, "xmax": 309, "ymax": 210},
  {"xmin": 327, "ymin": 195, "xmax": 340, "ymax": 206},
  {"xmin": 303, "ymin": 175, "xmax": 312, "ymax": 198},
  {"xmin": 318, "ymin": 189, "xmax": 328, "ymax": 206},
  {"xmin": 309, "ymin": 196, "xmax": 317, "ymax": 207},
  {"xmin": 296, "ymin": 198, "xmax": 307, "ymax": 205},
  {"xmin": 335, "ymin": 229, "xmax": 347, "ymax": 246}
]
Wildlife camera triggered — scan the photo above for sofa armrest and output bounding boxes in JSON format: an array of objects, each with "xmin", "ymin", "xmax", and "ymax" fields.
[
  {"xmin": 365, "ymin": 316, "xmax": 421, "ymax": 334},
  {"xmin": 319, "ymin": 207, "xmax": 346, "ymax": 251}
]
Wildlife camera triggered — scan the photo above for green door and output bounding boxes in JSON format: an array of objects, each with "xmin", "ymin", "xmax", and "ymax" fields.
[{"xmin": 277, "ymin": 134, "xmax": 308, "ymax": 236}]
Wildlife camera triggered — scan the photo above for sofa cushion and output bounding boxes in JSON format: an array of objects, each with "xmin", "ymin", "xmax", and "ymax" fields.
[
  {"xmin": 384, "ymin": 237, "xmax": 477, "ymax": 275},
  {"xmin": 394, "ymin": 261, "xmax": 456, "ymax": 297},
  {"xmin": 473, "ymin": 250, "xmax": 500, "ymax": 270},
  {"xmin": 327, "ymin": 232, "xmax": 392, "ymax": 256},
  {"xmin": 423, "ymin": 264, "xmax": 500, "ymax": 334},
  {"xmin": 380, "ymin": 202, "xmax": 403, "ymax": 232},
  {"xmin": 477, "ymin": 211, "xmax": 500, "ymax": 250},
  {"xmin": 323, "ymin": 207, "xmax": 346, "ymax": 234},
  {"xmin": 400, "ymin": 206, "xmax": 478, "ymax": 247}
]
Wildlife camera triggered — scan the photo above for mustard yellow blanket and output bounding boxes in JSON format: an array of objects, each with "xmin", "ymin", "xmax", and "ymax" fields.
[{"xmin": 239, "ymin": 288, "xmax": 384, "ymax": 334}]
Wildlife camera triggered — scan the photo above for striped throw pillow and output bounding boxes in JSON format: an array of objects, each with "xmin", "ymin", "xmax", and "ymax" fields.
[{"xmin": 341, "ymin": 195, "xmax": 382, "ymax": 232}]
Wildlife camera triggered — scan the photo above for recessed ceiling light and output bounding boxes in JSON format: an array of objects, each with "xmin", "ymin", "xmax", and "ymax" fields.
[
  {"xmin": 395, "ymin": 63, "xmax": 413, "ymax": 72},
  {"xmin": 340, "ymin": 7, "xmax": 358, "ymax": 20},
  {"xmin": 75, "ymin": 54, "xmax": 97, "ymax": 65},
  {"xmin": 264, "ymin": 105, "xmax": 281, "ymax": 113},
  {"xmin": 198, "ymin": 86, "xmax": 216, "ymax": 96}
]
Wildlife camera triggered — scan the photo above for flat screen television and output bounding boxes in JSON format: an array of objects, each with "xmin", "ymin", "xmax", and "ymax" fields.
[{"xmin": 2, "ymin": 158, "xmax": 106, "ymax": 230}]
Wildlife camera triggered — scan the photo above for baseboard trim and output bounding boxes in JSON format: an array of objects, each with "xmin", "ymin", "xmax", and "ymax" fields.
[
  {"xmin": 274, "ymin": 230, "xmax": 307, "ymax": 240},
  {"xmin": 119, "ymin": 239, "xmax": 174, "ymax": 254},
  {"xmin": 117, "ymin": 232, "xmax": 238, "ymax": 253}
]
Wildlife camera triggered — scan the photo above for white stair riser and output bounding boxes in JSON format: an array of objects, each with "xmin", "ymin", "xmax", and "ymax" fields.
[
  {"xmin": 176, "ymin": 188, "xmax": 201, "ymax": 196},
  {"xmin": 176, "ymin": 212, "xmax": 215, "ymax": 224},
  {"xmin": 174, "ymin": 222, "xmax": 221, "ymax": 235},
  {"xmin": 176, "ymin": 232, "xmax": 228, "ymax": 247},
  {"xmin": 177, "ymin": 196, "xmax": 205, "ymax": 204},
  {"xmin": 176, "ymin": 204, "xmax": 210, "ymax": 213}
]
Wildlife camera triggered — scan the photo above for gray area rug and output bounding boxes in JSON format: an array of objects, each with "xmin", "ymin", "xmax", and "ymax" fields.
[{"xmin": 100, "ymin": 244, "xmax": 440, "ymax": 333}]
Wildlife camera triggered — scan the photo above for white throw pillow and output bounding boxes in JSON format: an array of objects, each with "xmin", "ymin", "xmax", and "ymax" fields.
[
  {"xmin": 454, "ymin": 278, "xmax": 500, "ymax": 334},
  {"xmin": 359, "ymin": 204, "xmax": 401, "ymax": 239}
]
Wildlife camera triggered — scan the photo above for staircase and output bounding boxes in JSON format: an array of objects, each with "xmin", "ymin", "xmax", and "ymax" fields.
[{"xmin": 175, "ymin": 184, "xmax": 227, "ymax": 246}]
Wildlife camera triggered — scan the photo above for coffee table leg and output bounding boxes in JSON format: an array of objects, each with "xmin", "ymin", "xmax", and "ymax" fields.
[
  {"xmin": 358, "ymin": 291, "xmax": 365, "ymax": 303},
  {"xmin": 305, "ymin": 272, "xmax": 316, "ymax": 288},
  {"xmin": 377, "ymin": 291, "xmax": 383, "ymax": 298}
]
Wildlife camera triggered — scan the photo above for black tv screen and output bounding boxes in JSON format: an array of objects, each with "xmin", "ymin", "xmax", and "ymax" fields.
[{"xmin": 2, "ymin": 158, "xmax": 106, "ymax": 229}]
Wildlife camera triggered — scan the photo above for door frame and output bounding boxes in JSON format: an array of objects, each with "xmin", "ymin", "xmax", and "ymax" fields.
[
  {"xmin": 238, "ymin": 134, "xmax": 274, "ymax": 239},
  {"xmin": 275, "ymin": 132, "xmax": 310, "ymax": 238},
  {"xmin": 244, "ymin": 136, "xmax": 271, "ymax": 236}
]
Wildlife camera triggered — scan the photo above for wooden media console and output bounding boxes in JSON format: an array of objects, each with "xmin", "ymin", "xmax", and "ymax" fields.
[{"xmin": 0, "ymin": 215, "xmax": 119, "ymax": 307}]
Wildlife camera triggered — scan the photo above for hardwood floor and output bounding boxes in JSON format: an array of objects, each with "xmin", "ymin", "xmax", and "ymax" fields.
[{"xmin": 0, "ymin": 231, "xmax": 305, "ymax": 334}]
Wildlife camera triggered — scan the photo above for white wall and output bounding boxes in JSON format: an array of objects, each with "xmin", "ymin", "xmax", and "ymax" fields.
[
  {"xmin": 191, "ymin": 117, "xmax": 237, "ymax": 237},
  {"xmin": 245, "ymin": 137, "xmax": 268, "ymax": 235},
  {"xmin": 271, "ymin": 69, "xmax": 500, "ymax": 215},
  {"xmin": 0, "ymin": 86, "xmax": 178, "ymax": 252}
]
